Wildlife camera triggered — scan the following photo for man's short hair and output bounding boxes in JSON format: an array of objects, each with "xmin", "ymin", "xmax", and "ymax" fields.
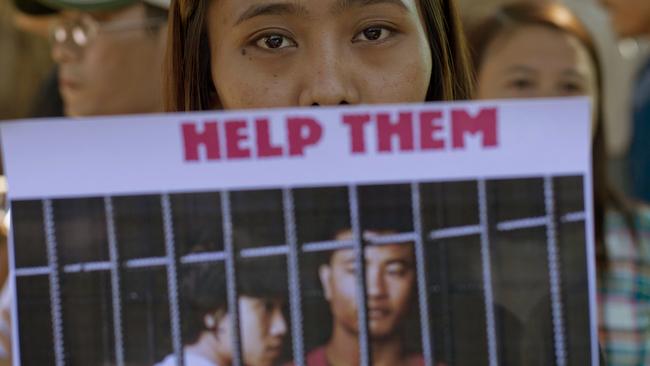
[{"xmin": 182, "ymin": 255, "xmax": 288, "ymax": 344}]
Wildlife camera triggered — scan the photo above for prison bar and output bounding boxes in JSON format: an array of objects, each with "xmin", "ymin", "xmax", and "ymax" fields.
[
  {"xmin": 544, "ymin": 177, "xmax": 567, "ymax": 366},
  {"xmin": 283, "ymin": 188, "xmax": 306, "ymax": 366},
  {"xmin": 348, "ymin": 185, "xmax": 371, "ymax": 366},
  {"xmin": 478, "ymin": 180, "xmax": 499, "ymax": 366},
  {"xmin": 105, "ymin": 196, "xmax": 125, "ymax": 366},
  {"xmin": 43, "ymin": 199, "xmax": 66, "ymax": 366},
  {"xmin": 161, "ymin": 194, "xmax": 184, "ymax": 366},
  {"xmin": 302, "ymin": 239, "xmax": 355, "ymax": 253},
  {"xmin": 221, "ymin": 191, "xmax": 244, "ymax": 366},
  {"xmin": 411, "ymin": 183, "xmax": 435, "ymax": 366},
  {"xmin": 497, "ymin": 216, "xmax": 550, "ymax": 231},
  {"xmin": 430, "ymin": 224, "xmax": 482, "ymax": 240},
  {"xmin": 13, "ymin": 212, "xmax": 586, "ymax": 277}
]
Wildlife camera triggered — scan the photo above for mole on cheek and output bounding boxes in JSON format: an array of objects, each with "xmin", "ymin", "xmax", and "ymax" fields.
[{"xmin": 241, "ymin": 48, "xmax": 247, "ymax": 56}]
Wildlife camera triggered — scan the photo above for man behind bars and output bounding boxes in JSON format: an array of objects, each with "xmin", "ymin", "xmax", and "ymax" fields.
[
  {"xmin": 297, "ymin": 229, "xmax": 424, "ymax": 366},
  {"xmin": 157, "ymin": 258, "xmax": 288, "ymax": 366}
]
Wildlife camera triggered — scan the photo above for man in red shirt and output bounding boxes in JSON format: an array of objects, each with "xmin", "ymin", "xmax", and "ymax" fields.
[{"xmin": 300, "ymin": 230, "xmax": 424, "ymax": 366}]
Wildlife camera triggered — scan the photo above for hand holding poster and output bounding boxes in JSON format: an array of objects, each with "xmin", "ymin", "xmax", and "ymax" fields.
[{"xmin": 1, "ymin": 98, "xmax": 596, "ymax": 366}]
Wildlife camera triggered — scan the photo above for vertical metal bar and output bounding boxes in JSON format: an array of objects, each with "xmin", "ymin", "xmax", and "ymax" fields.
[
  {"xmin": 43, "ymin": 199, "xmax": 65, "ymax": 366},
  {"xmin": 348, "ymin": 185, "xmax": 371, "ymax": 366},
  {"xmin": 438, "ymin": 241, "xmax": 453, "ymax": 364},
  {"xmin": 411, "ymin": 183, "xmax": 434, "ymax": 366},
  {"xmin": 283, "ymin": 188, "xmax": 305, "ymax": 366},
  {"xmin": 221, "ymin": 191, "xmax": 243, "ymax": 366},
  {"xmin": 6, "ymin": 201, "xmax": 22, "ymax": 366},
  {"xmin": 104, "ymin": 197, "xmax": 125, "ymax": 366},
  {"xmin": 544, "ymin": 177, "xmax": 567, "ymax": 366},
  {"xmin": 161, "ymin": 194, "xmax": 183, "ymax": 366},
  {"xmin": 431, "ymin": 184, "xmax": 454, "ymax": 365},
  {"xmin": 477, "ymin": 181, "xmax": 499, "ymax": 366}
]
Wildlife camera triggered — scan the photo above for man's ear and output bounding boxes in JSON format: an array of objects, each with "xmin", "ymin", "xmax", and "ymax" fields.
[
  {"xmin": 204, "ymin": 313, "xmax": 217, "ymax": 330},
  {"xmin": 213, "ymin": 312, "xmax": 230, "ymax": 343},
  {"xmin": 319, "ymin": 264, "xmax": 332, "ymax": 301}
]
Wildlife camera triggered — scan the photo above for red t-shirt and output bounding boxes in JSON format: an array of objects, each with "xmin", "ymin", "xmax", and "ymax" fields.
[{"xmin": 285, "ymin": 346, "xmax": 425, "ymax": 366}]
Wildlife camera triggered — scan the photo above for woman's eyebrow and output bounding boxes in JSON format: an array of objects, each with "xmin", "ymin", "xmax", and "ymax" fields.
[
  {"xmin": 332, "ymin": 0, "xmax": 409, "ymax": 14},
  {"xmin": 560, "ymin": 69, "xmax": 587, "ymax": 80},
  {"xmin": 235, "ymin": 0, "xmax": 409, "ymax": 25},
  {"xmin": 235, "ymin": 2, "xmax": 308, "ymax": 25},
  {"xmin": 505, "ymin": 65, "xmax": 536, "ymax": 74}
]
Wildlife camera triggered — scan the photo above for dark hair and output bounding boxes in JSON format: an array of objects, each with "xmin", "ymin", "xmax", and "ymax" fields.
[
  {"xmin": 182, "ymin": 253, "xmax": 288, "ymax": 344},
  {"xmin": 468, "ymin": 2, "xmax": 637, "ymax": 271},
  {"xmin": 164, "ymin": 0, "xmax": 474, "ymax": 112},
  {"xmin": 182, "ymin": 262, "xmax": 228, "ymax": 344},
  {"xmin": 143, "ymin": 2, "xmax": 168, "ymax": 34}
]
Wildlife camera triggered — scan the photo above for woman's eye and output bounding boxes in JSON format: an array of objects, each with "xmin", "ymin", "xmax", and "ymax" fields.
[
  {"xmin": 560, "ymin": 82, "xmax": 583, "ymax": 94},
  {"xmin": 353, "ymin": 26, "xmax": 392, "ymax": 42},
  {"xmin": 509, "ymin": 78, "xmax": 534, "ymax": 90},
  {"xmin": 255, "ymin": 34, "xmax": 296, "ymax": 50}
]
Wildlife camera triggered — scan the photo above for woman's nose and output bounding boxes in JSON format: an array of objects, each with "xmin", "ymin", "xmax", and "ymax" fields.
[{"xmin": 298, "ymin": 45, "xmax": 360, "ymax": 106}]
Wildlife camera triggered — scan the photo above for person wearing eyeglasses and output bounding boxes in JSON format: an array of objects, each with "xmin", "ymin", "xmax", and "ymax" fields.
[{"xmin": 13, "ymin": 0, "xmax": 169, "ymax": 117}]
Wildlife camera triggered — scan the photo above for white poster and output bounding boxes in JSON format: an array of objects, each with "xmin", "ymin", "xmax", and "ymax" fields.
[{"xmin": 2, "ymin": 98, "xmax": 596, "ymax": 366}]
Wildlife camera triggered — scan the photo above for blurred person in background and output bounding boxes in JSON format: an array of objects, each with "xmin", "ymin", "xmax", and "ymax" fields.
[
  {"xmin": 0, "ymin": 281, "xmax": 9, "ymax": 366},
  {"xmin": 10, "ymin": 0, "xmax": 64, "ymax": 118},
  {"xmin": 0, "ymin": 0, "xmax": 53, "ymax": 120},
  {"xmin": 0, "ymin": 2, "xmax": 51, "ymax": 363},
  {"xmin": 14, "ymin": 0, "xmax": 170, "ymax": 117},
  {"xmin": 0, "ymin": 1, "xmax": 170, "ymax": 364},
  {"xmin": 470, "ymin": 2, "xmax": 650, "ymax": 365},
  {"xmin": 600, "ymin": 0, "xmax": 650, "ymax": 203}
]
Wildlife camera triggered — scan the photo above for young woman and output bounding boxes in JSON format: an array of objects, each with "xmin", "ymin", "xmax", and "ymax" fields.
[
  {"xmin": 164, "ymin": 1, "xmax": 473, "ymax": 365},
  {"xmin": 165, "ymin": 0, "xmax": 473, "ymax": 112},
  {"xmin": 470, "ymin": 3, "xmax": 650, "ymax": 365}
]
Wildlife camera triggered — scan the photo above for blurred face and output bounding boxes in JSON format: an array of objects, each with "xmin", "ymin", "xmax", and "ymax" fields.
[
  {"xmin": 240, "ymin": 296, "xmax": 287, "ymax": 366},
  {"xmin": 216, "ymin": 296, "xmax": 287, "ymax": 366},
  {"xmin": 319, "ymin": 232, "xmax": 416, "ymax": 339},
  {"xmin": 600, "ymin": 0, "xmax": 650, "ymax": 37},
  {"xmin": 51, "ymin": 4, "xmax": 167, "ymax": 117},
  {"xmin": 206, "ymin": 0, "xmax": 432, "ymax": 109},
  {"xmin": 476, "ymin": 25, "xmax": 598, "ymax": 132}
]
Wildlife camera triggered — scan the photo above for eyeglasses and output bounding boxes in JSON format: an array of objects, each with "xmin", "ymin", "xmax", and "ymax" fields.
[{"xmin": 49, "ymin": 13, "xmax": 166, "ymax": 52}]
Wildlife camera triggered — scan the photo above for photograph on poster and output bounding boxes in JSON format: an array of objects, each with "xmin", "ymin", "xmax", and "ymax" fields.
[
  {"xmin": 1, "ymin": 99, "xmax": 595, "ymax": 366},
  {"xmin": 10, "ymin": 177, "xmax": 588, "ymax": 366}
]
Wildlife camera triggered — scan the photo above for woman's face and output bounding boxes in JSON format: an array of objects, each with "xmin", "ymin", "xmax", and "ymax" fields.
[
  {"xmin": 476, "ymin": 25, "xmax": 598, "ymax": 132},
  {"xmin": 207, "ymin": 0, "xmax": 432, "ymax": 109},
  {"xmin": 477, "ymin": 25, "xmax": 597, "ymax": 101}
]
